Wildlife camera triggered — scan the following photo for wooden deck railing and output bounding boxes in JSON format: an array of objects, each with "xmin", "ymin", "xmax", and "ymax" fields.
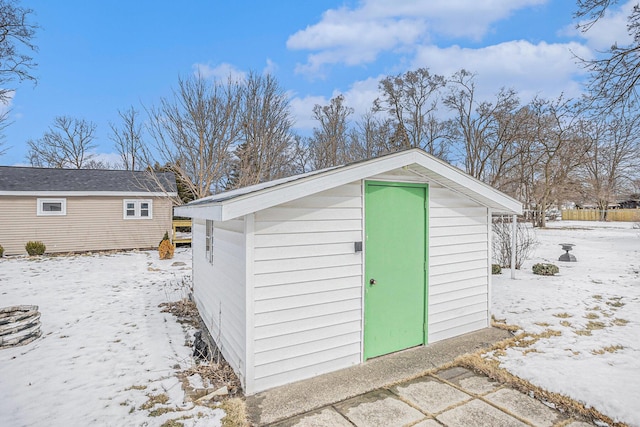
[{"xmin": 172, "ymin": 219, "xmax": 192, "ymax": 247}]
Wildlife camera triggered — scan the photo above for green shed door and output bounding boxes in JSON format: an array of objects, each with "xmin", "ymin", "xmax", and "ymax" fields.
[{"xmin": 364, "ymin": 181, "xmax": 428, "ymax": 360}]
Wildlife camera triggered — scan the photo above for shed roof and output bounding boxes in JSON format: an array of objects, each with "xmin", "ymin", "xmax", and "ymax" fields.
[
  {"xmin": 0, "ymin": 166, "xmax": 177, "ymax": 195},
  {"xmin": 176, "ymin": 148, "xmax": 522, "ymax": 221}
]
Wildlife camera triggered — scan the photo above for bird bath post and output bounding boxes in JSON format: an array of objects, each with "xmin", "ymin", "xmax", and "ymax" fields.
[{"xmin": 559, "ymin": 243, "xmax": 577, "ymax": 262}]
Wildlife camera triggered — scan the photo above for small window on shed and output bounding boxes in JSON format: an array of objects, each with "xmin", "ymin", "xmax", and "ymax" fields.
[
  {"xmin": 37, "ymin": 198, "xmax": 66, "ymax": 216},
  {"xmin": 123, "ymin": 199, "xmax": 153, "ymax": 219},
  {"xmin": 205, "ymin": 220, "xmax": 214, "ymax": 264}
]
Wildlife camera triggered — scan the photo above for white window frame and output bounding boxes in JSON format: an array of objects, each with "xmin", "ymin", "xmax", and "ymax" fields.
[
  {"xmin": 205, "ymin": 220, "xmax": 214, "ymax": 264},
  {"xmin": 123, "ymin": 199, "xmax": 153, "ymax": 220},
  {"xmin": 37, "ymin": 198, "xmax": 67, "ymax": 216}
]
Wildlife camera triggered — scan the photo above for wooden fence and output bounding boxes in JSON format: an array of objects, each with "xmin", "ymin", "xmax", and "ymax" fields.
[
  {"xmin": 561, "ymin": 209, "xmax": 640, "ymax": 222},
  {"xmin": 172, "ymin": 219, "xmax": 192, "ymax": 247}
]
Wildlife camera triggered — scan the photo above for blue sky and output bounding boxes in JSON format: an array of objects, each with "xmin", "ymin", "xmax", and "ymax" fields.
[{"xmin": 0, "ymin": 0, "xmax": 633, "ymax": 166}]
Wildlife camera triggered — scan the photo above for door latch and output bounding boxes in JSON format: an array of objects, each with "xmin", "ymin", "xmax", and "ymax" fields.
[{"xmin": 369, "ymin": 278, "xmax": 377, "ymax": 285}]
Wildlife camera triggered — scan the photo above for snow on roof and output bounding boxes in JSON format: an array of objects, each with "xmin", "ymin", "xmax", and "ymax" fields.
[{"xmin": 176, "ymin": 148, "xmax": 523, "ymax": 221}]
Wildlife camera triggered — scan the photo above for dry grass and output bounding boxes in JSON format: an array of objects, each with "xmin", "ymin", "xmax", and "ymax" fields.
[
  {"xmin": 560, "ymin": 320, "xmax": 572, "ymax": 327},
  {"xmin": 574, "ymin": 329, "xmax": 592, "ymax": 336},
  {"xmin": 553, "ymin": 312, "xmax": 572, "ymax": 319},
  {"xmin": 584, "ymin": 313, "xmax": 600, "ymax": 320},
  {"xmin": 613, "ymin": 318, "xmax": 629, "ymax": 326},
  {"xmin": 591, "ymin": 345, "xmax": 624, "ymax": 355},
  {"xmin": 606, "ymin": 297, "xmax": 625, "ymax": 308},
  {"xmin": 140, "ymin": 393, "xmax": 169, "ymax": 410},
  {"xmin": 149, "ymin": 407, "xmax": 176, "ymax": 417},
  {"xmin": 586, "ymin": 321, "xmax": 606, "ymax": 330},
  {"xmin": 491, "ymin": 316, "xmax": 520, "ymax": 333},
  {"xmin": 534, "ymin": 322, "xmax": 551, "ymax": 327},
  {"xmin": 181, "ymin": 362, "xmax": 243, "ymax": 401},
  {"xmin": 159, "ymin": 298, "xmax": 200, "ymax": 328},
  {"xmin": 592, "ymin": 294, "xmax": 603, "ymax": 300},
  {"xmin": 125, "ymin": 385, "xmax": 147, "ymax": 391},
  {"xmin": 455, "ymin": 335, "xmax": 629, "ymax": 427},
  {"xmin": 220, "ymin": 398, "xmax": 249, "ymax": 427}
]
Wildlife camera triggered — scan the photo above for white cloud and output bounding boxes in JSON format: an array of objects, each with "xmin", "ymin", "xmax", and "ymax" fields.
[
  {"xmin": 263, "ymin": 58, "xmax": 278, "ymax": 75},
  {"xmin": 412, "ymin": 40, "xmax": 592, "ymax": 102},
  {"xmin": 290, "ymin": 39, "xmax": 593, "ymax": 131},
  {"xmin": 192, "ymin": 62, "xmax": 247, "ymax": 82},
  {"xmin": 91, "ymin": 152, "xmax": 123, "ymax": 168},
  {"xmin": 0, "ymin": 90, "xmax": 15, "ymax": 114},
  {"xmin": 290, "ymin": 76, "xmax": 382, "ymax": 131},
  {"xmin": 566, "ymin": 0, "xmax": 634, "ymax": 51},
  {"xmin": 289, "ymin": 93, "xmax": 328, "ymax": 131},
  {"xmin": 287, "ymin": 0, "xmax": 548, "ymax": 75}
]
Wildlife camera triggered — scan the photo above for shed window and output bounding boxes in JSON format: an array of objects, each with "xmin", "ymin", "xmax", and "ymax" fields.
[
  {"xmin": 123, "ymin": 199, "xmax": 153, "ymax": 219},
  {"xmin": 205, "ymin": 220, "xmax": 214, "ymax": 264},
  {"xmin": 37, "ymin": 198, "xmax": 66, "ymax": 216}
]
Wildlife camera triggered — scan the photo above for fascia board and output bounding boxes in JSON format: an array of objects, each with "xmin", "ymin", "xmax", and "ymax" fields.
[
  {"xmin": 409, "ymin": 153, "xmax": 523, "ymax": 215},
  {"xmin": 174, "ymin": 203, "xmax": 223, "ymax": 221},
  {"xmin": 219, "ymin": 153, "xmax": 412, "ymax": 221}
]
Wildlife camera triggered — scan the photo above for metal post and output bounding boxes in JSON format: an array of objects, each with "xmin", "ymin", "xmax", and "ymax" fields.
[{"xmin": 511, "ymin": 214, "xmax": 517, "ymax": 279}]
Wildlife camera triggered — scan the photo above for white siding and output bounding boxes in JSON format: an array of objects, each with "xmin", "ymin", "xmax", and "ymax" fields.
[
  {"xmin": 428, "ymin": 186, "xmax": 489, "ymax": 343},
  {"xmin": 192, "ymin": 217, "xmax": 247, "ymax": 384},
  {"xmin": 252, "ymin": 182, "xmax": 363, "ymax": 393}
]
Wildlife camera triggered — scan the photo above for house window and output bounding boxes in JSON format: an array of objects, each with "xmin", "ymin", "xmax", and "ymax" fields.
[
  {"xmin": 37, "ymin": 198, "xmax": 66, "ymax": 216},
  {"xmin": 123, "ymin": 199, "xmax": 153, "ymax": 219},
  {"xmin": 205, "ymin": 220, "xmax": 214, "ymax": 264}
]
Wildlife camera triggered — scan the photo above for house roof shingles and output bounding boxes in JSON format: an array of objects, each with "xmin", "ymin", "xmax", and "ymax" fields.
[{"xmin": 0, "ymin": 166, "xmax": 177, "ymax": 194}]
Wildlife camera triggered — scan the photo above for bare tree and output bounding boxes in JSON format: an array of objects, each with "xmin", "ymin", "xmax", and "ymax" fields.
[
  {"xmin": 27, "ymin": 116, "xmax": 97, "ymax": 168},
  {"xmin": 576, "ymin": 0, "xmax": 640, "ymax": 109},
  {"xmin": 109, "ymin": 106, "xmax": 146, "ymax": 170},
  {"xmin": 349, "ymin": 110, "xmax": 394, "ymax": 161},
  {"xmin": 147, "ymin": 74, "xmax": 242, "ymax": 200},
  {"xmin": 374, "ymin": 67, "xmax": 447, "ymax": 156},
  {"xmin": 579, "ymin": 105, "xmax": 640, "ymax": 218},
  {"xmin": 0, "ymin": 0, "xmax": 38, "ymax": 104},
  {"xmin": 308, "ymin": 94, "xmax": 354, "ymax": 169},
  {"xmin": 0, "ymin": 0, "xmax": 39, "ymax": 154},
  {"xmin": 227, "ymin": 72, "xmax": 296, "ymax": 189},
  {"xmin": 526, "ymin": 96, "xmax": 590, "ymax": 227},
  {"xmin": 443, "ymin": 70, "xmax": 524, "ymax": 185}
]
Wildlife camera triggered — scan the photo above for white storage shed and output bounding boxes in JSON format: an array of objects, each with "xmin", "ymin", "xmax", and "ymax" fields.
[{"xmin": 175, "ymin": 148, "xmax": 522, "ymax": 395}]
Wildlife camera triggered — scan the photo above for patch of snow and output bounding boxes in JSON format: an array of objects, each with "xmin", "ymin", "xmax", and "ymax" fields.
[
  {"xmin": 0, "ymin": 248, "xmax": 224, "ymax": 426},
  {"xmin": 493, "ymin": 221, "xmax": 640, "ymax": 427}
]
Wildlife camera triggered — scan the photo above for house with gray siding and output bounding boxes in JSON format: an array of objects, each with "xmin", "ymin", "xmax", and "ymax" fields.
[
  {"xmin": 175, "ymin": 148, "xmax": 522, "ymax": 395},
  {"xmin": 0, "ymin": 166, "xmax": 177, "ymax": 255}
]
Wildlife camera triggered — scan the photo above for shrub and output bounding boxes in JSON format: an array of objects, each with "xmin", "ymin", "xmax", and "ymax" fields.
[
  {"xmin": 532, "ymin": 263, "xmax": 559, "ymax": 276},
  {"xmin": 491, "ymin": 264, "xmax": 502, "ymax": 274},
  {"xmin": 492, "ymin": 216, "xmax": 538, "ymax": 269},
  {"xmin": 0, "ymin": 244, "xmax": 4, "ymax": 257},
  {"xmin": 25, "ymin": 241, "xmax": 46, "ymax": 256},
  {"xmin": 159, "ymin": 231, "xmax": 170, "ymax": 247},
  {"xmin": 158, "ymin": 238, "xmax": 174, "ymax": 260}
]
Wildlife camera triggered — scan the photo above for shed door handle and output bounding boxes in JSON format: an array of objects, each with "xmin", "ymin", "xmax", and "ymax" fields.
[{"xmin": 369, "ymin": 278, "xmax": 377, "ymax": 285}]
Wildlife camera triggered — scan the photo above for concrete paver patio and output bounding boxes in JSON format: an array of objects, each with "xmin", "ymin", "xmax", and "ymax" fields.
[
  {"xmin": 246, "ymin": 328, "xmax": 597, "ymax": 427},
  {"xmin": 270, "ymin": 367, "xmax": 593, "ymax": 427}
]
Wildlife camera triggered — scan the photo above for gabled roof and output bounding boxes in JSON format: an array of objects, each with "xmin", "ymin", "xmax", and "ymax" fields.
[
  {"xmin": 0, "ymin": 166, "xmax": 177, "ymax": 196},
  {"xmin": 176, "ymin": 148, "xmax": 522, "ymax": 221}
]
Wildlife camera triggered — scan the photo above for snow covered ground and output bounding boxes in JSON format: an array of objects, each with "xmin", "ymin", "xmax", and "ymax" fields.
[
  {"xmin": 1, "ymin": 221, "xmax": 638, "ymax": 426},
  {"xmin": 0, "ymin": 248, "xmax": 223, "ymax": 427},
  {"xmin": 493, "ymin": 221, "xmax": 640, "ymax": 427}
]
